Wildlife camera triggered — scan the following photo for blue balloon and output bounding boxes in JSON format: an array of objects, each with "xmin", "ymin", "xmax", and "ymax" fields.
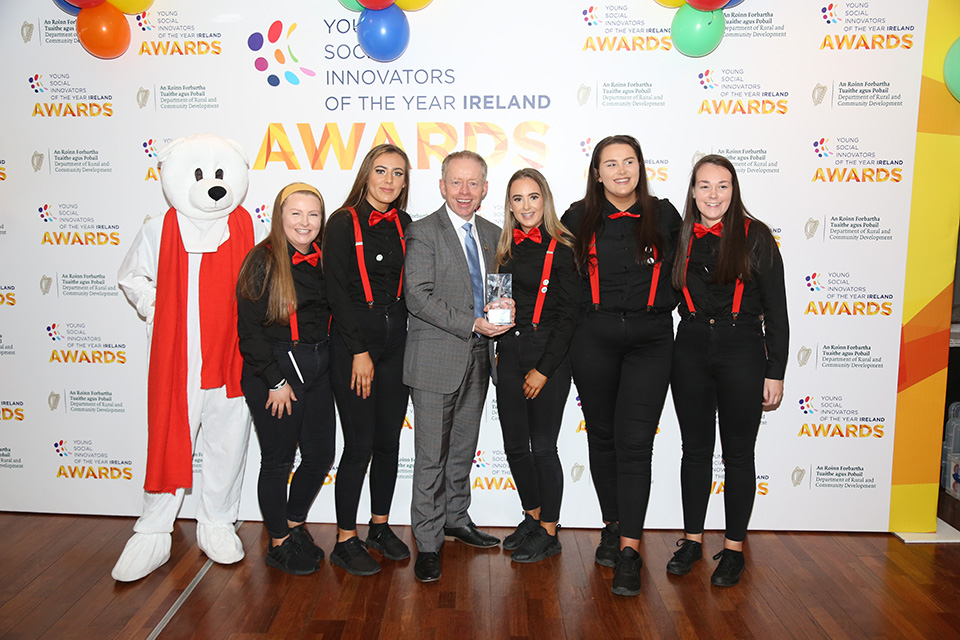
[
  {"xmin": 724, "ymin": 0, "xmax": 746, "ymax": 7},
  {"xmin": 357, "ymin": 5, "xmax": 410, "ymax": 63},
  {"xmin": 53, "ymin": 0, "xmax": 80, "ymax": 15}
]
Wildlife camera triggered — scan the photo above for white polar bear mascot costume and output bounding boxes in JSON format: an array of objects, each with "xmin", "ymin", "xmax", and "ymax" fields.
[{"xmin": 114, "ymin": 134, "xmax": 267, "ymax": 582}]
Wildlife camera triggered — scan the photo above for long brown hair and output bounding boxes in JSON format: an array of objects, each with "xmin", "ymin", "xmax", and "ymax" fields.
[
  {"xmin": 571, "ymin": 134, "xmax": 663, "ymax": 277},
  {"xmin": 672, "ymin": 154, "xmax": 772, "ymax": 289},
  {"xmin": 338, "ymin": 144, "xmax": 410, "ymax": 212},
  {"xmin": 495, "ymin": 168, "xmax": 573, "ymax": 269},
  {"xmin": 237, "ymin": 183, "xmax": 325, "ymax": 325}
]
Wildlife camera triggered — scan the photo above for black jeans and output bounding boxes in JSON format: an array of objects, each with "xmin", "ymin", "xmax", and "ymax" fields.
[
  {"xmin": 330, "ymin": 301, "xmax": 409, "ymax": 530},
  {"xmin": 569, "ymin": 309, "xmax": 673, "ymax": 540},
  {"xmin": 495, "ymin": 327, "xmax": 572, "ymax": 523},
  {"xmin": 242, "ymin": 340, "xmax": 336, "ymax": 540},
  {"xmin": 670, "ymin": 316, "xmax": 767, "ymax": 542}
]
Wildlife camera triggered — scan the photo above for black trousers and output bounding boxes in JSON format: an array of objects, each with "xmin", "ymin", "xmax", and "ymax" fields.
[
  {"xmin": 495, "ymin": 327, "xmax": 572, "ymax": 523},
  {"xmin": 242, "ymin": 341, "xmax": 336, "ymax": 540},
  {"xmin": 569, "ymin": 309, "xmax": 673, "ymax": 540},
  {"xmin": 330, "ymin": 301, "xmax": 409, "ymax": 530},
  {"xmin": 670, "ymin": 317, "xmax": 767, "ymax": 542}
]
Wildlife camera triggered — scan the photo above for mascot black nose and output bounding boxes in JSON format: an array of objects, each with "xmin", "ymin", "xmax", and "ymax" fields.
[{"xmin": 208, "ymin": 186, "xmax": 227, "ymax": 202}]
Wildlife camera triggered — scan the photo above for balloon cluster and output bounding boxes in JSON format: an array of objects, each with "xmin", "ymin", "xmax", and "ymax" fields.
[
  {"xmin": 338, "ymin": 0, "xmax": 433, "ymax": 63},
  {"xmin": 657, "ymin": 0, "xmax": 745, "ymax": 58},
  {"xmin": 53, "ymin": 0, "xmax": 154, "ymax": 59}
]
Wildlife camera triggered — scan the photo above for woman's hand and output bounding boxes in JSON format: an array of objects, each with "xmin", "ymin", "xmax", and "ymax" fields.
[
  {"xmin": 352, "ymin": 351, "xmax": 375, "ymax": 399},
  {"xmin": 762, "ymin": 378, "xmax": 784, "ymax": 408},
  {"xmin": 266, "ymin": 383, "xmax": 297, "ymax": 417},
  {"xmin": 523, "ymin": 368, "xmax": 548, "ymax": 400}
]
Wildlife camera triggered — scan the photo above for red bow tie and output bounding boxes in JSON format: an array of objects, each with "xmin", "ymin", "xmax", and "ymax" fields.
[
  {"xmin": 693, "ymin": 222, "xmax": 723, "ymax": 239},
  {"xmin": 608, "ymin": 211, "xmax": 641, "ymax": 220},
  {"xmin": 292, "ymin": 242, "xmax": 320, "ymax": 266},
  {"xmin": 513, "ymin": 227, "xmax": 542, "ymax": 244},
  {"xmin": 369, "ymin": 208, "xmax": 398, "ymax": 226}
]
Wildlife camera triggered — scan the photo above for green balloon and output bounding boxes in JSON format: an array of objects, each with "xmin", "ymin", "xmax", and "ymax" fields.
[
  {"xmin": 945, "ymin": 37, "xmax": 960, "ymax": 103},
  {"xmin": 671, "ymin": 5, "xmax": 726, "ymax": 58},
  {"xmin": 338, "ymin": 0, "xmax": 364, "ymax": 11}
]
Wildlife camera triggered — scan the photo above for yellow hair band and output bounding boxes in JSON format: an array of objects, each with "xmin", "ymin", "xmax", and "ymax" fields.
[{"xmin": 280, "ymin": 182, "xmax": 324, "ymax": 208}]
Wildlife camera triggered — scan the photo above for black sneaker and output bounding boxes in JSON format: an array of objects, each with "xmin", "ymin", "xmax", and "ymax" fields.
[
  {"xmin": 612, "ymin": 547, "xmax": 642, "ymax": 597},
  {"xmin": 511, "ymin": 527, "xmax": 561, "ymax": 564},
  {"xmin": 503, "ymin": 513, "xmax": 541, "ymax": 551},
  {"xmin": 331, "ymin": 536, "xmax": 381, "ymax": 576},
  {"xmin": 265, "ymin": 536, "xmax": 320, "ymax": 576},
  {"xmin": 366, "ymin": 521, "xmax": 411, "ymax": 561},
  {"xmin": 711, "ymin": 549, "xmax": 745, "ymax": 587},
  {"xmin": 289, "ymin": 524, "xmax": 324, "ymax": 563},
  {"xmin": 666, "ymin": 539, "xmax": 702, "ymax": 576},
  {"xmin": 595, "ymin": 521, "xmax": 620, "ymax": 567}
]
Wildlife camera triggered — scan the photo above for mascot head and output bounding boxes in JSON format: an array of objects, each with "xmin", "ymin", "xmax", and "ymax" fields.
[{"xmin": 157, "ymin": 134, "xmax": 249, "ymax": 221}]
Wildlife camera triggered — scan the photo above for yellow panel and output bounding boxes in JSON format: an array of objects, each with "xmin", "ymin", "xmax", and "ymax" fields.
[
  {"xmin": 889, "ymin": 483, "xmax": 939, "ymax": 532},
  {"xmin": 902, "ymin": 132, "xmax": 960, "ymax": 322},
  {"xmin": 892, "ymin": 370, "xmax": 948, "ymax": 486},
  {"xmin": 921, "ymin": 0, "xmax": 960, "ymax": 80}
]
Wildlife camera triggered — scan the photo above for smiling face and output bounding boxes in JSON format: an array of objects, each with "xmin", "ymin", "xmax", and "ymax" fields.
[
  {"xmin": 509, "ymin": 177, "xmax": 544, "ymax": 233},
  {"xmin": 365, "ymin": 151, "xmax": 406, "ymax": 212},
  {"xmin": 281, "ymin": 192, "xmax": 323, "ymax": 253},
  {"xmin": 440, "ymin": 156, "xmax": 488, "ymax": 220},
  {"xmin": 596, "ymin": 143, "xmax": 641, "ymax": 210},
  {"xmin": 693, "ymin": 162, "xmax": 733, "ymax": 228}
]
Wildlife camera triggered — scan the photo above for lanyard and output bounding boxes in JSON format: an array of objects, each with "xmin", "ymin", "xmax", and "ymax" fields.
[
  {"xmin": 531, "ymin": 237, "xmax": 558, "ymax": 330},
  {"xmin": 349, "ymin": 207, "xmax": 405, "ymax": 307},
  {"xmin": 682, "ymin": 219, "xmax": 750, "ymax": 319},
  {"xmin": 588, "ymin": 233, "xmax": 660, "ymax": 311}
]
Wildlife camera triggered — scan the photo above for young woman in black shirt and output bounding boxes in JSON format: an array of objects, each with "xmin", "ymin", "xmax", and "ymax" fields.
[
  {"xmin": 322, "ymin": 144, "xmax": 413, "ymax": 576},
  {"xmin": 493, "ymin": 169, "xmax": 579, "ymax": 563},
  {"xmin": 237, "ymin": 182, "xmax": 334, "ymax": 575},
  {"xmin": 666, "ymin": 154, "xmax": 787, "ymax": 587}
]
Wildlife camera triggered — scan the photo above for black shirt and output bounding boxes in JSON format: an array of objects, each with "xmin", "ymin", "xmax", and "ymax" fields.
[
  {"xmin": 497, "ymin": 226, "xmax": 580, "ymax": 377},
  {"xmin": 561, "ymin": 197, "xmax": 682, "ymax": 313},
  {"xmin": 322, "ymin": 200, "xmax": 412, "ymax": 355},
  {"xmin": 680, "ymin": 221, "xmax": 789, "ymax": 379},
  {"xmin": 237, "ymin": 242, "xmax": 330, "ymax": 387}
]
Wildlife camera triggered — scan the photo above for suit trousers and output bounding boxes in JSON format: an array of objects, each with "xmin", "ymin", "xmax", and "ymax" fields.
[
  {"xmin": 330, "ymin": 300, "xmax": 409, "ymax": 530},
  {"xmin": 570, "ymin": 309, "xmax": 673, "ymax": 540},
  {"xmin": 410, "ymin": 336, "xmax": 491, "ymax": 552},
  {"xmin": 495, "ymin": 327, "xmax": 571, "ymax": 523},
  {"xmin": 670, "ymin": 317, "xmax": 767, "ymax": 542},
  {"xmin": 242, "ymin": 341, "xmax": 336, "ymax": 540}
]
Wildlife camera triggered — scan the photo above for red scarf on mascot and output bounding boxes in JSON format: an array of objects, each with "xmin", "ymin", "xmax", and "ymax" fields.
[{"xmin": 144, "ymin": 206, "xmax": 253, "ymax": 494}]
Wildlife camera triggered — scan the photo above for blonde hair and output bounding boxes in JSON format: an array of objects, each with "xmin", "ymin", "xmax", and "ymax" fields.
[{"xmin": 495, "ymin": 168, "xmax": 573, "ymax": 269}]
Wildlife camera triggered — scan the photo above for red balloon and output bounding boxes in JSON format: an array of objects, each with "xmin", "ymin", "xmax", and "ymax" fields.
[
  {"xmin": 66, "ymin": 0, "xmax": 106, "ymax": 7},
  {"xmin": 76, "ymin": 2, "xmax": 131, "ymax": 59},
  {"xmin": 687, "ymin": 0, "xmax": 728, "ymax": 9},
  {"xmin": 358, "ymin": 0, "xmax": 396, "ymax": 9}
]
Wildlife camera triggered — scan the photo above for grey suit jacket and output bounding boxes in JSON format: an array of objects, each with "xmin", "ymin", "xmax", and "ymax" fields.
[{"xmin": 403, "ymin": 205, "xmax": 501, "ymax": 394}]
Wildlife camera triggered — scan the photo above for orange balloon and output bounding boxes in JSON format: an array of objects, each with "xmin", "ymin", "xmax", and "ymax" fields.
[{"xmin": 76, "ymin": 2, "xmax": 131, "ymax": 59}]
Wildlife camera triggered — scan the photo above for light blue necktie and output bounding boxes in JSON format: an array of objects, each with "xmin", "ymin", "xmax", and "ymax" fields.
[{"xmin": 463, "ymin": 222, "xmax": 484, "ymax": 319}]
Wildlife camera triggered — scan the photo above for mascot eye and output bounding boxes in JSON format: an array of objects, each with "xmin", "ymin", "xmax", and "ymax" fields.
[
  {"xmin": 195, "ymin": 168, "xmax": 203, "ymax": 181},
  {"xmin": 215, "ymin": 168, "xmax": 223, "ymax": 180}
]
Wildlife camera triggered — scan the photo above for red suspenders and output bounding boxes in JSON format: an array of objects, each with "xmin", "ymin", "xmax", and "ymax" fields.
[
  {"xmin": 531, "ymin": 237, "xmax": 558, "ymax": 330},
  {"xmin": 348, "ymin": 207, "xmax": 406, "ymax": 307},
  {"xmin": 682, "ymin": 219, "xmax": 751, "ymax": 320},
  {"xmin": 588, "ymin": 233, "xmax": 660, "ymax": 311}
]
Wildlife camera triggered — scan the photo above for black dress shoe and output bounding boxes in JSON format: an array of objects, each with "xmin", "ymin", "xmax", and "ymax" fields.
[
  {"xmin": 666, "ymin": 539, "xmax": 702, "ymax": 576},
  {"xmin": 711, "ymin": 549, "xmax": 745, "ymax": 587},
  {"xmin": 444, "ymin": 523, "xmax": 500, "ymax": 548},
  {"xmin": 414, "ymin": 551, "xmax": 441, "ymax": 582}
]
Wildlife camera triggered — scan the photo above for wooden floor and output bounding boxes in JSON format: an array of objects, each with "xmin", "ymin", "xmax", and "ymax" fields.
[{"xmin": 3, "ymin": 500, "xmax": 960, "ymax": 640}]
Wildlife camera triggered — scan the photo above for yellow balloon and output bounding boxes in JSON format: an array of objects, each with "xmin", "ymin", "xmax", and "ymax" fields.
[
  {"xmin": 106, "ymin": 0, "xmax": 154, "ymax": 15},
  {"xmin": 395, "ymin": 0, "xmax": 433, "ymax": 10},
  {"xmin": 654, "ymin": 0, "xmax": 686, "ymax": 7}
]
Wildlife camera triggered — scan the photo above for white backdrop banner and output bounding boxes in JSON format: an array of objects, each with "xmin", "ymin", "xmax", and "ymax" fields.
[{"xmin": 0, "ymin": 0, "xmax": 927, "ymax": 532}]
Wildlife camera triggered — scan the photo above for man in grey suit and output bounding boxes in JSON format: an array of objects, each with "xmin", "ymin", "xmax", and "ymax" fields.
[{"xmin": 403, "ymin": 150, "xmax": 513, "ymax": 582}]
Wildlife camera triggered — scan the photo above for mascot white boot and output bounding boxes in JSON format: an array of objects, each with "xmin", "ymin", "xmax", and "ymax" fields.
[{"xmin": 114, "ymin": 134, "xmax": 267, "ymax": 582}]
